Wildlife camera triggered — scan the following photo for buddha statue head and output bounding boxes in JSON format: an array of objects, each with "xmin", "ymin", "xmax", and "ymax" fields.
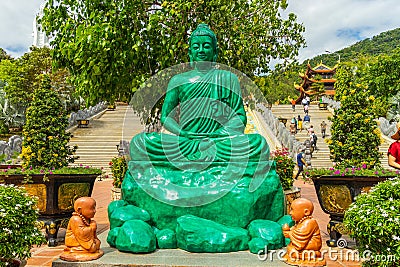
[{"xmin": 189, "ymin": 24, "xmax": 218, "ymax": 66}]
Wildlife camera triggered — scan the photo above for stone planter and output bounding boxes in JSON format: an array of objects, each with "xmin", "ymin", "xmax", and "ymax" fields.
[
  {"xmin": 111, "ymin": 187, "xmax": 122, "ymax": 201},
  {"xmin": 284, "ymin": 186, "xmax": 301, "ymax": 215},
  {"xmin": 311, "ymin": 175, "xmax": 389, "ymax": 247},
  {"xmin": 0, "ymin": 172, "xmax": 98, "ymax": 247},
  {"xmin": 318, "ymin": 102, "xmax": 328, "ymax": 110}
]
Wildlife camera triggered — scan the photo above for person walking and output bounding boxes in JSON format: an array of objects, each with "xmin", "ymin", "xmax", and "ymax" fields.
[
  {"xmin": 297, "ymin": 115, "xmax": 303, "ymax": 132},
  {"xmin": 304, "ymin": 104, "xmax": 309, "ymax": 115},
  {"xmin": 291, "ymin": 99, "xmax": 296, "ymax": 112},
  {"xmin": 295, "ymin": 149, "xmax": 307, "ymax": 180},
  {"xmin": 320, "ymin": 121, "xmax": 327, "ymax": 138},
  {"xmin": 303, "ymin": 114, "xmax": 311, "ymax": 131}
]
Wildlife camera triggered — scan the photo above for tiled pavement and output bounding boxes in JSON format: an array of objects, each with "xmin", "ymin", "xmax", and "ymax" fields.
[{"xmin": 25, "ymin": 104, "xmax": 363, "ymax": 267}]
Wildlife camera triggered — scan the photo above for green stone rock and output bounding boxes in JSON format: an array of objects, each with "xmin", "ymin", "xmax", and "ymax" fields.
[
  {"xmin": 277, "ymin": 214, "xmax": 295, "ymax": 228},
  {"xmin": 156, "ymin": 229, "xmax": 177, "ymax": 249},
  {"xmin": 247, "ymin": 220, "xmax": 284, "ymax": 250},
  {"xmin": 107, "ymin": 199, "xmax": 126, "ymax": 218},
  {"xmin": 115, "ymin": 220, "xmax": 156, "ymax": 253},
  {"xmin": 123, "ymin": 165, "xmax": 284, "ymax": 229},
  {"xmin": 107, "ymin": 227, "xmax": 120, "ymax": 247},
  {"xmin": 248, "ymin": 237, "xmax": 268, "ymax": 254},
  {"xmin": 109, "ymin": 204, "xmax": 151, "ymax": 229},
  {"xmin": 176, "ymin": 215, "xmax": 249, "ymax": 252}
]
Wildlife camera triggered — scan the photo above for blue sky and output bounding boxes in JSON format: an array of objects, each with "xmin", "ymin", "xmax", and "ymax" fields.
[{"xmin": 1, "ymin": 0, "xmax": 400, "ymax": 63}]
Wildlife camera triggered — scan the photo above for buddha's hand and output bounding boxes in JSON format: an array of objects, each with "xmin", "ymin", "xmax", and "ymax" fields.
[{"xmin": 282, "ymin": 223, "xmax": 290, "ymax": 238}]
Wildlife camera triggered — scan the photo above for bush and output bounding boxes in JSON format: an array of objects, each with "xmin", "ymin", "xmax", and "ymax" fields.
[
  {"xmin": 271, "ymin": 147, "xmax": 295, "ymax": 190},
  {"xmin": 328, "ymin": 64, "xmax": 381, "ymax": 169},
  {"xmin": 344, "ymin": 178, "xmax": 400, "ymax": 267},
  {"xmin": 0, "ymin": 184, "xmax": 47, "ymax": 264},
  {"xmin": 21, "ymin": 76, "xmax": 77, "ymax": 169},
  {"xmin": 110, "ymin": 156, "xmax": 127, "ymax": 188}
]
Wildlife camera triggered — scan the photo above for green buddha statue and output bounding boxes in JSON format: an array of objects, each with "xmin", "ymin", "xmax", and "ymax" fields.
[{"xmin": 117, "ymin": 24, "xmax": 284, "ymax": 239}]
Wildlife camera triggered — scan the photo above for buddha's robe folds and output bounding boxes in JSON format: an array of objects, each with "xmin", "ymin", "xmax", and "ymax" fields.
[{"xmin": 123, "ymin": 68, "xmax": 284, "ymax": 228}]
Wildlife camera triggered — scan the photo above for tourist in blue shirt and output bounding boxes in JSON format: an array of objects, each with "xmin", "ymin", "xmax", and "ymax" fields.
[{"xmin": 295, "ymin": 149, "xmax": 307, "ymax": 180}]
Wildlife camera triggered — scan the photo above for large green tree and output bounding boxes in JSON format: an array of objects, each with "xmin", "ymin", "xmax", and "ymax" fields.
[
  {"xmin": 0, "ymin": 47, "xmax": 76, "ymax": 111},
  {"xmin": 40, "ymin": 0, "xmax": 305, "ymax": 106}
]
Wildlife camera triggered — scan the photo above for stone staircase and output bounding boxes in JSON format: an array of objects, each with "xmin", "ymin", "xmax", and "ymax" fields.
[
  {"xmin": 270, "ymin": 103, "xmax": 394, "ymax": 170},
  {"xmin": 69, "ymin": 104, "xmax": 143, "ymax": 175},
  {"xmin": 68, "ymin": 103, "xmax": 394, "ymax": 173}
]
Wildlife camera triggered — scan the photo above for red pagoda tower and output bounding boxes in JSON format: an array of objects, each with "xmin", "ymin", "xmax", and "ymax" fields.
[{"xmin": 294, "ymin": 62, "xmax": 337, "ymax": 103}]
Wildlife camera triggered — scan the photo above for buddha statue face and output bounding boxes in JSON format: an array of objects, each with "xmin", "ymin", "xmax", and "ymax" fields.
[
  {"xmin": 189, "ymin": 36, "xmax": 215, "ymax": 62},
  {"xmin": 189, "ymin": 24, "xmax": 218, "ymax": 65}
]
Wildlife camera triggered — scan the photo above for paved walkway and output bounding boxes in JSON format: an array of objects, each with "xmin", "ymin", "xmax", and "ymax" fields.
[{"xmin": 26, "ymin": 103, "xmax": 362, "ymax": 267}]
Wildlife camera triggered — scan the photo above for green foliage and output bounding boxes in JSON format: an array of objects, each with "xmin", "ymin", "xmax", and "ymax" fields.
[
  {"xmin": 344, "ymin": 178, "xmax": 400, "ymax": 267},
  {"xmin": 0, "ymin": 166, "xmax": 102, "ymax": 176},
  {"xmin": 305, "ymin": 165, "xmax": 400, "ymax": 178},
  {"xmin": 40, "ymin": 0, "xmax": 305, "ymax": 106},
  {"xmin": 110, "ymin": 156, "xmax": 127, "ymax": 188},
  {"xmin": 328, "ymin": 63, "xmax": 381, "ymax": 169},
  {"xmin": 271, "ymin": 147, "xmax": 295, "ymax": 190},
  {"xmin": 0, "ymin": 184, "xmax": 47, "ymax": 264},
  {"xmin": 21, "ymin": 76, "xmax": 77, "ymax": 169}
]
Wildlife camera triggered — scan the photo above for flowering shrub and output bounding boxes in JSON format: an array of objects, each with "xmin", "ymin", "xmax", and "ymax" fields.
[
  {"xmin": 21, "ymin": 76, "xmax": 77, "ymax": 169},
  {"xmin": 110, "ymin": 156, "xmax": 127, "ymax": 188},
  {"xmin": 271, "ymin": 147, "xmax": 295, "ymax": 190},
  {"xmin": 328, "ymin": 63, "xmax": 381, "ymax": 169},
  {"xmin": 344, "ymin": 178, "xmax": 400, "ymax": 267},
  {"xmin": 305, "ymin": 165, "xmax": 400, "ymax": 179},
  {"xmin": 0, "ymin": 184, "xmax": 46, "ymax": 264}
]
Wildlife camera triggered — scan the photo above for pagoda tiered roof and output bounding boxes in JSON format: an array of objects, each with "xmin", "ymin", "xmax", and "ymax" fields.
[{"xmin": 294, "ymin": 61, "xmax": 337, "ymax": 102}]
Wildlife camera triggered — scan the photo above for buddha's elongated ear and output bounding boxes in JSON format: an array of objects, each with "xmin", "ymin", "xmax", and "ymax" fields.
[
  {"xmin": 189, "ymin": 49, "xmax": 194, "ymax": 67},
  {"xmin": 213, "ymin": 47, "xmax": 218, "ymax": 62}
]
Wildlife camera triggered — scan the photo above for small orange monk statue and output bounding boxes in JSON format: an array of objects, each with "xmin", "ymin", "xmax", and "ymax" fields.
[
  {"xmin": 60, "ymin": 197, "xmax": 104, "ymax": 261},
  {"xmin": 282, "ymin": 198, "xmax": 326, "ymax": 266}
]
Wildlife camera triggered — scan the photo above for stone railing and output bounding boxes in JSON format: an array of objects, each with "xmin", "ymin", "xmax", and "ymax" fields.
[
  {"xmin": 0, "ymin": 102, "xmax": 109, "ymax": 163},
  {"xmin": 67, "ymin": 101, "xmax": 108, "ymax": 128},
  {"xmin": 257, "ymin": 103, "xmax": 311, "ymax": 166},
  {"xmin": 322, "ymin": 96, "xmax": 341, "ymax": 110}
]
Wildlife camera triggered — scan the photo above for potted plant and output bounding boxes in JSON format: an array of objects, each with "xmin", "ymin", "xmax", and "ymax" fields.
[
  {"xmin": 344, "ymin": 177, "xmax": 400, "ymax": 267},
  {"xmin": 110, "ymin": 156, "xmax": 127, "ymax": 201},
  {"xmin": 0, "ymin": 184, "xmax": 47, "ymax": 266},
  {"xmin": 0, "ymin": 76, "xmax": 102, "ymax": 246},
  {"xmin": 270, "ymin": 147, "xmax": 300, "ymax": 214}
]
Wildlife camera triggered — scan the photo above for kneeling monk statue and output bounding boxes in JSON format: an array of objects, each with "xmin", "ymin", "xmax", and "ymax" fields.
[
  {"xmin": 60, "ymin": 197, "xmax": 103, "ymax": 261},
  {"xmin": 282, "ymin": 198, "xmax": 326, "ymax": 266}
]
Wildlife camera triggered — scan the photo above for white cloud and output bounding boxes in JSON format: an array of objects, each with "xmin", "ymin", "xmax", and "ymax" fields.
[
  {"xmin": 286, "ymin": 0, "xmax": 400, "ymax": 62},
  {"xmin": 0, "ymin": 0, "xmax": 44, "ymax": 58}
]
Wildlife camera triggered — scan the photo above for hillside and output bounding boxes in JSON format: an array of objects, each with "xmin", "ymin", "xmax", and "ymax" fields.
[
  {"xmin": 307, "ymin": 27, "xmax": 400, "ymax": 67},
  {"xmin": 260, "ymin": 27, "xmax": 400, "ymax": 104}
]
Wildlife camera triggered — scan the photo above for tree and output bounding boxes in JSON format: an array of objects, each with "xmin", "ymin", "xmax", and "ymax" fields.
[
  {"xmin": 21, "ymin": 76, "xmax": 77, "ymax": 169},
  {"xmin": 0, "ymin": 47, "xmax": 76, "ymax": 112},
  {"xmin": 0, "ymin": 48, "xmax": 11, "ymax": 62},
  {"xmin": 40, "ymin": 0, "xmax": 306, "ymax": 106},
  {"xmin": 328, "ymin": 63, "xmax": 381, "ymax": 169}
]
